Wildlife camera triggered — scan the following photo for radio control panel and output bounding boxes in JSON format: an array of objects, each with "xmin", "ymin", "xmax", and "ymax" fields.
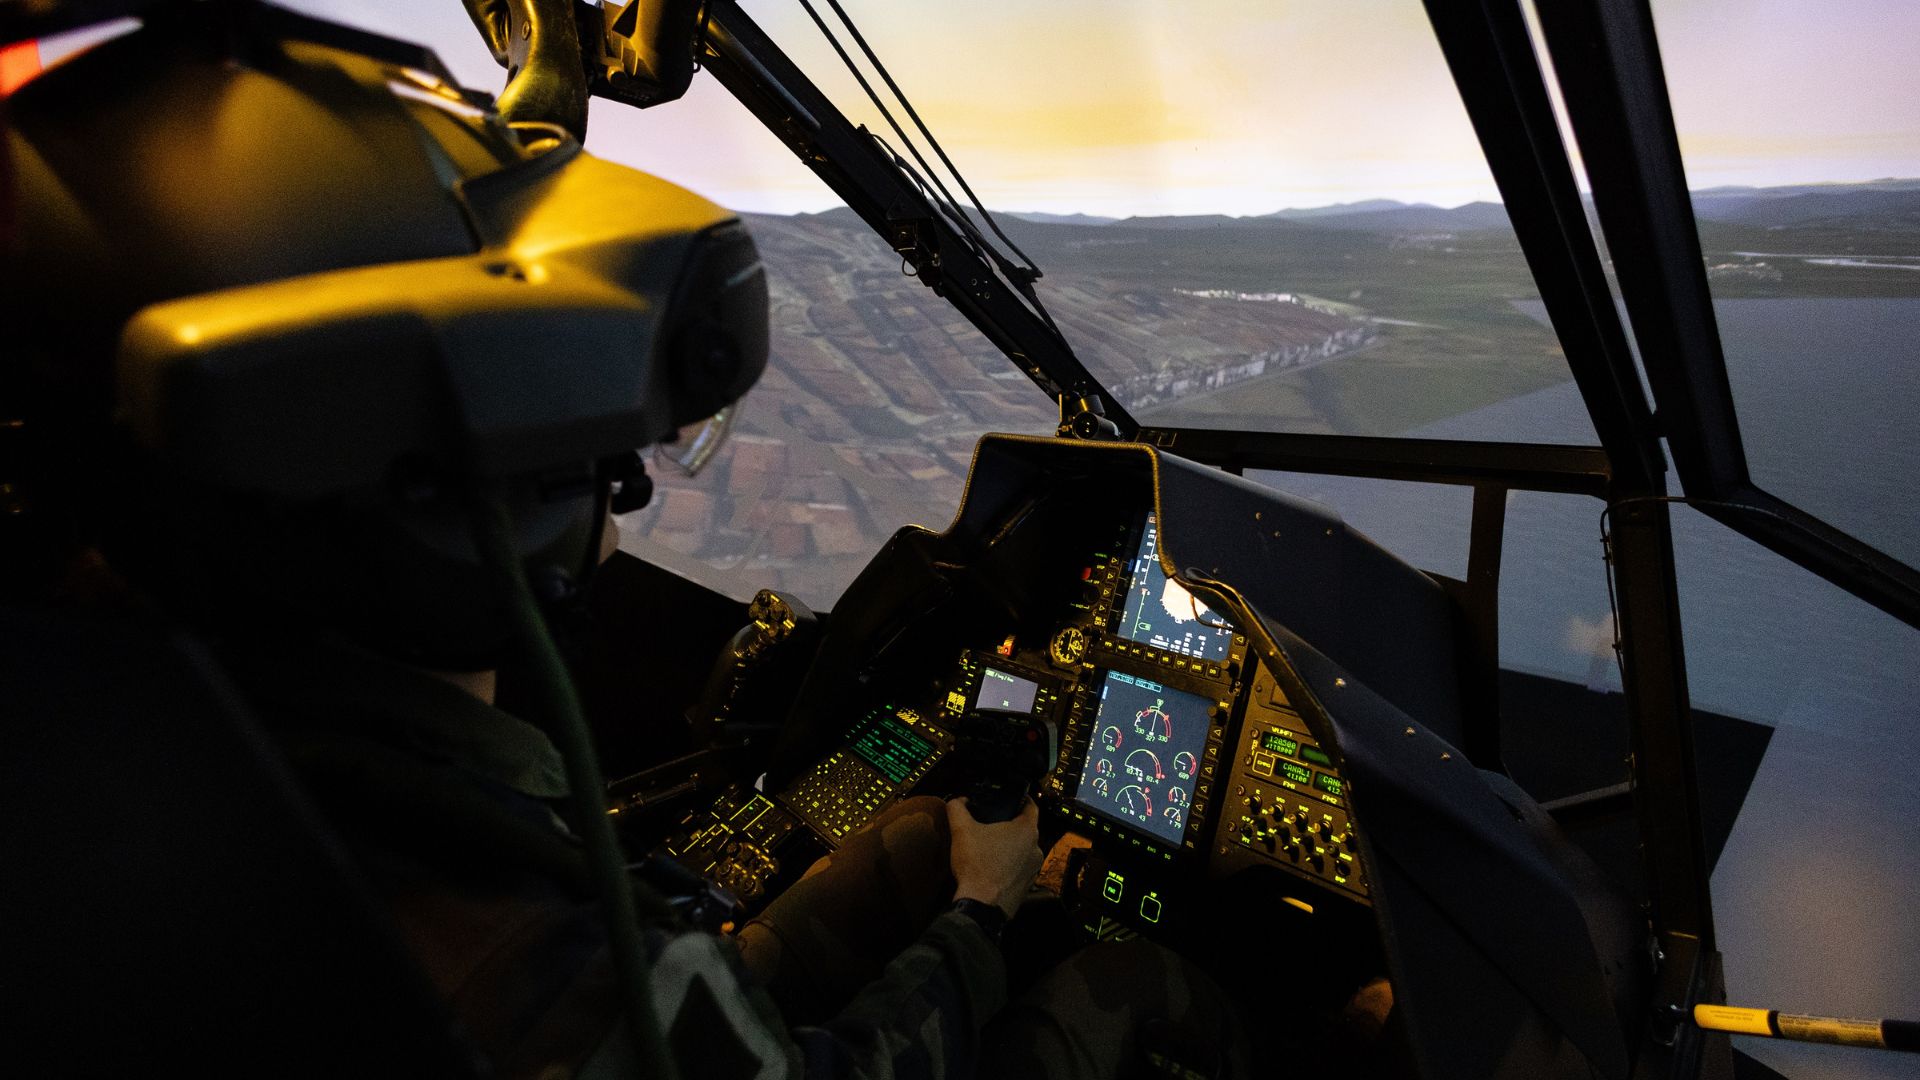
[{"xmin": 1210, "ymin": 668, "xmax": 1367, "ymax": 900}]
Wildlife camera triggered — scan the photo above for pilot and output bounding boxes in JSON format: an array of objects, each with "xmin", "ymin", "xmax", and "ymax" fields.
[{"xmin": 1, "ymin": 6, "xmax": 1256, "ymax": 1078}]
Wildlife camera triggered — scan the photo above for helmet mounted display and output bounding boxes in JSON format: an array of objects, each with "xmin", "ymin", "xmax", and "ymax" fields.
[{"xmin": 1, "ymin": 4, "xmax": 768, "ymax": 666}]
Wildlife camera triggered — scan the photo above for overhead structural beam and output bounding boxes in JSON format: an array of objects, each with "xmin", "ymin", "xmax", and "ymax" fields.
[
  {"xmin": 1694, "ymin": 488, "xmax": 1920, "ymax": 631},
  {"xmin": 1528, "ymin": 0, "xmax": 1744, "ymax": 497},
  {"xmin": 695, "ymin": 0, "xmax": 1136, "ymax": 436},
  {"xmin": 1420, "ymin": 0, "xmax": 1665, "ymax": 492},
  {"xmin": 1526, "ymin": 0, "xmax": 1920, "ymax": 633},
  {"xmin": 1136, "ymin": 427, "xmax": 1613, "ymax": 497}
]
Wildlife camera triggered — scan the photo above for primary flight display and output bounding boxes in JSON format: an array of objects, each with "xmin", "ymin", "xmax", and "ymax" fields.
[{"xmin": 1117, "ymin": 513, "xmax": 1233, "ymax": 661}]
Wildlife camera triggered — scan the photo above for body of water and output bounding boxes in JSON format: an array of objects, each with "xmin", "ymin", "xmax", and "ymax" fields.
[
  {"xmin": 1271, "ymin": 297, "xmax": 1920, "ymax": 740},
  {"xmin": 1259, "ymin": 299, "xmax": 1920, "ymax": 1080}
]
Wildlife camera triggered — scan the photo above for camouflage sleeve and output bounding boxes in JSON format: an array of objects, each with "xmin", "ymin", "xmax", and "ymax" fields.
[
  {"xmin": 788, "ymin": 910, "xmax": 1008, "ymax": 1080},
  {"xmin": 577, "ymin": 913, "xmax": 1005, "ymax": 1080}
]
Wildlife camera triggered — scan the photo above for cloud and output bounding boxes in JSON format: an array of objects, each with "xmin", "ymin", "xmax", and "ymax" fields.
[{"xmin": 1564, "ymin": 613, "xmax": 1617, "ymax": 662}]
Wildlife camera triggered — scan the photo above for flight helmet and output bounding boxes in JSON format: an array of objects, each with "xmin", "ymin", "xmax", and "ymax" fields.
[{"xmin": 0, "ymin": 2, "xmax": 768, "ymax": 667}]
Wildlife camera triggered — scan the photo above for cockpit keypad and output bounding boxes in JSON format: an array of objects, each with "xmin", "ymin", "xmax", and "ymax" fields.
[
  {"xmin": 786, "ymin": 752, "xmax": 894, "ymax": 840},
  {"xmin": 1213, "ymin": 678, "xmax": 1368, "ymax": 901},
  {"xmin": 782, "ymin": 705, "xmax": 949, "ymax": 844}
]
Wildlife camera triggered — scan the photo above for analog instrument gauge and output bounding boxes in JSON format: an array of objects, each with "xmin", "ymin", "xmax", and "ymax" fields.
[
  {"xmin": 1172, "ymin": 750, "xmax": 1198, "ymax": 781},
  {"xmin": 1094, "ymin": 758, "xmax": 1116, "ymax": 778},
  {"xmin": 1163, "ymin": 806, "xmax": 1184, "ymax": 831},
  {"xmin": 1049, "ymin": 626, "xmax": 1089, "ymax": 667},
  {"xmin": 1099, "ymin": 725, "xmax": 1123, "ymax": 752},
  {"xmin": 1116, "ymin": 784, "xmax": 1153, "ymax": 821}
]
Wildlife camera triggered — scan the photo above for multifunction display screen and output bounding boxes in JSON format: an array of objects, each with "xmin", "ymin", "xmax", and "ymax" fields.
[
  {"xmin": 1116, "ymin": 513, "xmax": 1233, "ymax": 661},
  {"xmin": 975, "ymin": 667, "xmax": 1040, "ymax": 713},
  {"xmin": 1073, "ymin": 671, "xmax": 1212, "ymax": 845}
]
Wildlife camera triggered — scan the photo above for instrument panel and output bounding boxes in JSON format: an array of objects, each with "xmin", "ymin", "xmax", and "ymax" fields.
[{"xmin": 656, "ymin": 503, "xmax": 1368, "ymax": 930}]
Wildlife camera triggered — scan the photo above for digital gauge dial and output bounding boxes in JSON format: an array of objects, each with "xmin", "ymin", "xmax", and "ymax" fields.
[
  {"xmin": 1133, "ymin": 704, "xmax": 1172, "ymax": 743},
  {"xmin": 1073, "ymin": 671, "xmax": 1213, "ymax": 845},
  {"xmin": 1115, "ymin": 784, "xmax": 1153, "ymax": 821},
  {"xmin": 1123, "ymin": 748, "xmax": 1165, "ymax": 783}
]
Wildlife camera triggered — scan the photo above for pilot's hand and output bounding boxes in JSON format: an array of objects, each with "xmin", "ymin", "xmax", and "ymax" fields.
[{"xmin": 947, "ymin": 796, "xmax": 1043, "ymax": 919}]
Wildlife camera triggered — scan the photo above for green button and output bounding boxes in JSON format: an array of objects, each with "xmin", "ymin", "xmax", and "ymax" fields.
[{"xmin": 1102, "ymin": 870, "xmax": 1125, "ymax": 903}]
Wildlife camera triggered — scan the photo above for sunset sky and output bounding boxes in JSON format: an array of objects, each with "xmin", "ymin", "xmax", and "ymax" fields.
[{"xmin": 50, "ymin": 0, "xmax": 1920, "ymax": 216}]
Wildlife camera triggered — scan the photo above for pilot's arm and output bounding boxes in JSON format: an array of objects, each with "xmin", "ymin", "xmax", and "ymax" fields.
[
  {"xmin": 781, "ymin": 800, "xmax": 1039, "ymax": 1075},
  {"xmin": 579, "ymin": 799, "xmax": 1040, "ymax": 1079}
]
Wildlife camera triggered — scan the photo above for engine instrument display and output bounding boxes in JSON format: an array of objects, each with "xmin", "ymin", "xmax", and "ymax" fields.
[
  {"xmin": 1116, "ymin": 513, "xmax": 1233, "ymax": 661},
  {"xmin": 1073, "ymin": 670, "xmax": 1213, "ymax": 844}
]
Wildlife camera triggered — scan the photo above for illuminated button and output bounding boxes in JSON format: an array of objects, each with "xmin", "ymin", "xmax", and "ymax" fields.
[
  {"xmin": 1139, "ymin": 893, "xmax": 1163, "ymax": 923},
  {"xmin": 1102, "ymin": 870, "xmax": 1126, "ymax": 903}
]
